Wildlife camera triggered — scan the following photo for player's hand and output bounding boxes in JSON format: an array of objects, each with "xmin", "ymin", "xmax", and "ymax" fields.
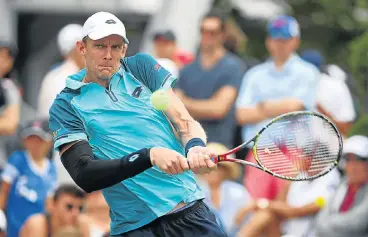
[
  {"xmin": 150, "ymin": 147, "xmax": 189, "ymax": 175},
  {"xmin": 187, "ymin": 146, "xmax": 217, "ymax": 174}
]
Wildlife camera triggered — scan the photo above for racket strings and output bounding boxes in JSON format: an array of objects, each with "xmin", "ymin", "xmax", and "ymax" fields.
[{"xmin": 255, "ymin": 114, "xmax": 340, "ymax": 179}]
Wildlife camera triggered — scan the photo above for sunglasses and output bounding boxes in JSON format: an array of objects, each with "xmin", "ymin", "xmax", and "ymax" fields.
[
  {"xmin": 200, "ymin": 27, "xmax": 222, "ymax": 36},
  {"xmin": 65, "ymin": 203, "xmax": 84, "ymax": 212}
]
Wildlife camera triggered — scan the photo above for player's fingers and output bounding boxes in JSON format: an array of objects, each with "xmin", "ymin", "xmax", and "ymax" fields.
[
  {"xmin": 179, "ymin": 157, "xmax": 190, "ymax": 171},
  {"xmin": 198, "ymin": 153, "xmax": 207, "ymax": 168},
  {"xmin": 204, "ymin": 158, "xmax": 217, "ymax": 170},
  {"xmin": 161, "ymin": 165, "xmax": 172, "ymax": 175},
  {"xmin": 173, "ymin": 156, "xmax": 185, "ymax": 173},
  {"xmin": 168, "ymin": 159, "xmax": 178, "ymax": 175},
  {"xmin": 192, "ymin": 153, "xmax": 201, "ymax": 173}
]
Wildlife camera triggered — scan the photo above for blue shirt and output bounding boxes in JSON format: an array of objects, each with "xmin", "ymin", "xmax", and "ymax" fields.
[
  {"xmin": 177, "ymin": 52, "xmax": 246, "ymax": 148},
  {"xmin": 236, "ymin": 54, "xmax": 319, "ymax": 143},
  {"xmin": 49, "ymin": 53, "xmax": 204, "ymax": 235},
  {"xmin": 1, "ymin": 151, "xmax": 57, "ymax": 237}
]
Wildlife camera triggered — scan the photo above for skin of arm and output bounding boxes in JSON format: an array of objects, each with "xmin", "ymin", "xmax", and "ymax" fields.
[{"xmin": 175, "ymin": 86, "xmax": 238, "ymax": 120}]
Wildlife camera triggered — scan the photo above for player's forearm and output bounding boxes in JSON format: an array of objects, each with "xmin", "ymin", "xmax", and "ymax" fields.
[
  {"xmin": 236, "ymin": 107, "xmax": 268, "ymax": 125},
  {"xmin": 166, "ymin": 89, "xmax": 207, "ymax": 145},
  {"xmin": 61, "ymin": 141, "xmax": 152, "ymax": 193}
]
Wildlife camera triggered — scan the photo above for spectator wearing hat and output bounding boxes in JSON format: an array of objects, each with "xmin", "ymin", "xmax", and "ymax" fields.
[
  {"xmin": 153, "ymin": 30, "xmax": 194, "ymax": 70},
  {"xmin": 197, "ymin": 142, "xmax": 251, "ymax": 237},
  {"xmin": 236, "ymin": 15, "xmax": 319, "ymax": 201},
  {"xmin": 301, "ymin": 50, "xmax": 356, "ymax": 138},
  {"xmin": 315, "ymin": 135, "xmax": 368, "ymax": 237},
  {"xmin": 38, "ymin": 24, "xmax": 85, "ymax": 118},
  {"xmin": 0, "ymin": 40, "xmax": 21, "ymax": 171},
  {"xmin": 0, "ymin": 118, "xmax": 57, "ymax": 237}
]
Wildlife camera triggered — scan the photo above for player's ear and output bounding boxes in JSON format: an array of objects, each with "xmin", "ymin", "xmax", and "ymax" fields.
[
  {"xmin": 122, "ymin": 44, "xmax": 128, "ymax": 57},
  {"xmin": 77, "ymin": 40, "xmax": 86, "ymax": 56}
]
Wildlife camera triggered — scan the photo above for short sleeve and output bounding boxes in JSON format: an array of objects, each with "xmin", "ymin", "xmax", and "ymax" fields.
[
  {"xmin": 218, "ymin": 59, "xmax": 246, "ymax": 90},
  {"xmin": 236, "ymin": 70, "xmax": 258, "ymax": 108},
  {"xmin": 49, "ymin": 92, "xmax": 88, "ymax": 151},
  {"xmin": 1, "ymin": 151, "xmax": 25, "ymax": 183},
  {"xmin": 124, "ymin": 53, "xmax": 176, "ymax": 92}
]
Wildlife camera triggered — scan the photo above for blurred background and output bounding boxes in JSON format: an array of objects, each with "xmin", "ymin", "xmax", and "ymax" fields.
[{"xmin": 0, "ymin": 0, "xmax": 367, "ymax": 236}]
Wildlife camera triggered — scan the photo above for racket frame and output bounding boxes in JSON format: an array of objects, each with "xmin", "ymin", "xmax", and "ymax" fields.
[{"xmin": 214, "ymin": 111, "xmax": 343, "ymax": 181}]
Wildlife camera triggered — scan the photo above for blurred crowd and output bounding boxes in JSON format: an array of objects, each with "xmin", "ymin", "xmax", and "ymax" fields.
[{"xmin": 0, "ymin": 8, "xmax": 366, "ymax": 237}]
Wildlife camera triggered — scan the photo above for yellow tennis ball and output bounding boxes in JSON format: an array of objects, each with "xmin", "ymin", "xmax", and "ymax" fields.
[
  {"xmin": 151, "ymin": 90, "xmax": 170, "ymax": 111},
  {"xmin": 315, "ymin": 196, "xmax": 326, "ymax": 208}
]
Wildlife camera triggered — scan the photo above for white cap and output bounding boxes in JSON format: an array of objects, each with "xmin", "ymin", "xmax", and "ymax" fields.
[
  {"xmin": 343, "ymin": 135, "xmax": 368, "ymax": 159},
  {"xmin": 57, "ymin": 24, "xmax": 84, "ymax": 57},
  {"xmin": 82, "ymin": 12, "xmax": 129, "ymax": 44}
]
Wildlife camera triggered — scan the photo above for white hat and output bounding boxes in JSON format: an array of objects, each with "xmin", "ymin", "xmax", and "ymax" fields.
[
  {"xmin": 82, "ymin": 12, "xmax": 129, "ymax": 44},
  {"xmin": 343, "ymin": 135, "xmax": 368, "ymax": 159},
  {"xmin": 57, "ymin": 24, "xmax": 84, "ymax": 57}
]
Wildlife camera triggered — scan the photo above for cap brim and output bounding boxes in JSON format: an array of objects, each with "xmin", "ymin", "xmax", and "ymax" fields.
[
  {"xmin": 88, "ymin": 26, "xmax": 129, "ymax": 44},
  {"xmin": 20, "ymin": 128, "xmax": 52, "ymax": 141}
]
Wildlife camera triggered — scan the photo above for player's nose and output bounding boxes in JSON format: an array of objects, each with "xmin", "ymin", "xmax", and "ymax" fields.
[{"xmin": 103, "ymin": 47, "xmax": 113, "ymax": 60}]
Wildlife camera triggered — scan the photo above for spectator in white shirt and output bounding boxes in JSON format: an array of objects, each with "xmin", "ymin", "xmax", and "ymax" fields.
[
  {"xmin": 38, "ymin": 24, "xmax": 84, "ymax": 185},
  {"xmin": 38, "ymin": 24, "xmax": 85, "ymax": 118},
  {"xmin": 301, "ymin": 50, "xmax": 356, "ymax": 137}
]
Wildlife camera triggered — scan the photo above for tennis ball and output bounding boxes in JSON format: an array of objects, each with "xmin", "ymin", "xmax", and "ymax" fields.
[
  {"xmin": 315, "ymin": 196, "xmax": 326, "ymax": 208},
  {"xmin": 151, "ymin": 90, "xmax": 170, "ymax": 111}
]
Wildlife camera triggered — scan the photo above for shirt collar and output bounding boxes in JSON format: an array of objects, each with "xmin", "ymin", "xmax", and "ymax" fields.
[
  {"xmin": 65, "ymin": 65, "xmax": 125, "ymax": 90},
  {"xmin": 268, "ymin": 53, "xmax": 299, "ymax": 73}
]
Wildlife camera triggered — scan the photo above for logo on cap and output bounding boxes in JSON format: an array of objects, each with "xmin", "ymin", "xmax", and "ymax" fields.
[{"xmin": 105, "ymin": 19, "xmax": 117, "ymax": 24}]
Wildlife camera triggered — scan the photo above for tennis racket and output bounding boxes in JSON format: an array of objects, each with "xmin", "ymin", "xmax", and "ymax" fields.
[{"xmin": 212, "ymin": 111, "xmax": 342, "ymax": 181}]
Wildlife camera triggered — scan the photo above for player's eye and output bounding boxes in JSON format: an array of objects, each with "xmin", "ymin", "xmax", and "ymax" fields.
[
  {"xmin": 112, "ymin": 45, "xmax": 122, "ymax": 50},
  {"xmin": 95, "ymin": 44, "xmax": 105, "ymax": 48}
]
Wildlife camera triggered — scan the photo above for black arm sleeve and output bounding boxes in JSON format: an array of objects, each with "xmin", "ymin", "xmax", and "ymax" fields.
[{"xmin": 60, "ymin": 140, "xmax": 152, "ymax": 193}]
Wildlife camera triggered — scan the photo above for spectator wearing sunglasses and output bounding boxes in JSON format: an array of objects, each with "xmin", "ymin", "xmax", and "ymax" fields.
[
  {"xmin": 0, "ymin": 118, "xmax": 57, "ymax": 237},
  {"xmin": 175, "ymin": 10, "xmax": 247, "ymax": 149},
  {"xmin": 20, "ymin": 184, "xmax": 90, "ymax": 237},
  {"xmin": 315, "ymin": 135, "xmax": 368, "ymax": 237}
]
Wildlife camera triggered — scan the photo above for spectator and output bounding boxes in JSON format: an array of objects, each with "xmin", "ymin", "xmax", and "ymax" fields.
[
  {"xmin": 236, "ymin": 15, "xmax": 319, "ymax": 200},
  {"xmin": 315, "ymin": 135, "xmax": 368, "ymax": 237},
  {"xmin": 37, "ymin": 23, "xmax": 84, "ymax": 185},
  {"xmin": 38, "ymin": 23, "xmax": 84, "ymax": 118},
  {"xmin": 197, "ymin": 142, "xmax": 251, "ymax": 236},
  {"xmin": 301, "ymin": 49, "xmax": 356, "ymax": 138},
  {"xmin": 82, "ymin": 191, "xmax": 110, "ymax": 237},
  {"xmin": 153, "ymin": 30, "xmax": 194, "ymax": 69},
  {"xmin": 0, "ymin": 118, "xmax": 57, "ymax": 237},
  {"xmin": 20, "ymin": 184, "xmax": 90, "ymax": 237},
  {"xmin": 0, "ymin": 40, "xmax": 21, "ymax": 171},
  {"xmin": 175, "ymin": 10, "xmax": 246, "ymax": 148},
  {"xmin": 235, "ymin": 161, "xmax": 340, "ymax": 237}
]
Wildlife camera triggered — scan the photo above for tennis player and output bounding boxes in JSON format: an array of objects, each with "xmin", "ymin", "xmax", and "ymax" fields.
[{"xmin": 49, "ymin": 11, "xmax": 226, "ymax": 237}]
